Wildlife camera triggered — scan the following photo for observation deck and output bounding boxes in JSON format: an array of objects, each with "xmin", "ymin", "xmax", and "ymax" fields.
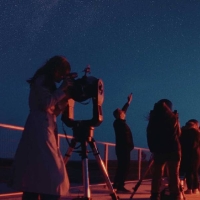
[{"xmin": 0, "ymin": 124, "xmax": 199, "ymax": 200}]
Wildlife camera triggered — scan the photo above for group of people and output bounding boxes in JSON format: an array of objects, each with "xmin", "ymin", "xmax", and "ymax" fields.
[
  {"xmin": 111, "ymin": 93, "xmax": 200, "ymax": 200},
  {"xmin": 7, "ymin": 55, "xmax": 200, "ymax": 200},
  {"xmin": 146, "ymin": 99, "xmax": 200, "ymax": 200}
]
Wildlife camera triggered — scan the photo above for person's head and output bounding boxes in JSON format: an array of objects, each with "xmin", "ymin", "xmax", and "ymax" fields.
[
  {"xmin": 186, "ymin": 119, "xmax": 199, "ymax": 129},
  {"xmin": 113, "ymin": 108, "xmax": 126, "ymax": 120},
  {"xmin": 156, "ymin": 99, "xmax": 173, "ymax": 110},
  {"xmin": 153, "ymin": 99, "xmax": 172, "ymax": 113},
  {"xmin": 48, "ymin": 56, "xmax": 71, "ymax": 83},
  {"xmin": 28, "ymin": 55, "xmax": 71, "ymax": 84},
  {"xmin": 148, "ymin": 99, "xmax": 173, "ymax": 120}
]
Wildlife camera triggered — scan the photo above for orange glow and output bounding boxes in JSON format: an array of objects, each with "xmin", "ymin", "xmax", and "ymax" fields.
[
  {"xmin": 0, "ymin": 192, "xmax": 22, "ymax": 197},
  {"xmin": 58, "ymin": 133, "xmax": 73, "ymax": 139},
  {"xmin": 0, "ymin": 123, "xmax": 24, "ymax": 131}
]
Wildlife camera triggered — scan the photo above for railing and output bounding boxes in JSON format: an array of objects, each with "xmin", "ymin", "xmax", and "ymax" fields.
[{"xmin": 0, "ymin": 123, "xmax": 151, "ymax": 183}]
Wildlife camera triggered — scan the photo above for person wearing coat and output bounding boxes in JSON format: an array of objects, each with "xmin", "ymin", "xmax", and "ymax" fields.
[
  {"xmin": 112, "ymin": 93, "xmax": 134, "ymax": 193},
  {"xmin": 9, "ymin": 56, "xmax": 73, "ymax": 200},
  {"xmin": 147, "ymin": 99, "xmax": 181, "ymax": 200},
  {"xmin": 180, "ymin": 119, "xmax": 200, "ymax": 194}
]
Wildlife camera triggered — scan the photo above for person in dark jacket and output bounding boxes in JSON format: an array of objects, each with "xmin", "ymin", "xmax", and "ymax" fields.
[
  {"xmin": 180, "ymin": 119, "xmax": 200, "ymax": 194},
  {"xmin": 112, "ymin": 93, "xmax": 134, "ymax": 193},
  {"xmin": 147, "ymin": 99, "xmax": 181, "ymax": 200}
]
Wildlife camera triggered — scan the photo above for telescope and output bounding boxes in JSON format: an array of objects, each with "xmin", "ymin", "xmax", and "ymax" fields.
[
  {"xmin": 61, "ymin": 66, "xmax": 104, "ymax": 141},
  {"xmin": 61, "ymin": 66, "xmax": 118, "ymax": 200}
]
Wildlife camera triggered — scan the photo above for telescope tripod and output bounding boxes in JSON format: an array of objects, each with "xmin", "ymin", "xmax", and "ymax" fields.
[{"xmin": 63, "ymin": 135, "xmax": 118, "ymax": 200}]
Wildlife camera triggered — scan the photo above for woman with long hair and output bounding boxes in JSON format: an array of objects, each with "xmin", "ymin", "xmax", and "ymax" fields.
[
  {"xmin": 9, "ymin": 56, "xmax": 73, "ymax": 200},
  {"xmin": 147, "ymin": 99, "xmax": 181, "ymax": 200}
]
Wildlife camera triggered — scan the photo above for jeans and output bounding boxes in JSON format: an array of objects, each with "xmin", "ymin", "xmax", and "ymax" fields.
[
  {"xmin": 151, "ymin": 153, "xmax": 181, "ymax": 199},
  {"xmin": 113, "ymin": 150, "xmax": 131, "ymax": 189}
]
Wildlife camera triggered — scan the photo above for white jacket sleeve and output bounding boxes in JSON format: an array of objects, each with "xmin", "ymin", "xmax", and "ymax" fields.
[{"xmin": 32, "ymin": 76, "xmax": 68, "ymax": 111}]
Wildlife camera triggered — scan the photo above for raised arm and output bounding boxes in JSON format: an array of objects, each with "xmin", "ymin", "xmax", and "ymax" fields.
[{"xmin": 122, "ymin": 93, "xmax": 133, "ymax": 113}]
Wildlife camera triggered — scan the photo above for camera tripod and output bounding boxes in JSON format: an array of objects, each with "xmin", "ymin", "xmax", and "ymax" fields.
[
  {"xmin": 129, "ymin": 156, "xmax": 186, "ymax": 200},
  {"xmin": 63, "ymin": 127, "xmax": 118, "ymax": 200}
]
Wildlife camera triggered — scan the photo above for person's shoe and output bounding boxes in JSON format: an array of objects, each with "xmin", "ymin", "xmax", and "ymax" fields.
[
  {"xmin": 192, "ymin": 188, "xmax": 200, "ymax": 194},
  {"xmin": 184, "ymin": 189, "xmax": 192, "ymax": 194},
  {"xmin": 116, "ymin": 187, "xmax": 131, "ymax": 193}
]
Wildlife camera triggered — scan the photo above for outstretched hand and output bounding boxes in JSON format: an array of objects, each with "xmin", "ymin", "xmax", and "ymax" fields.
[{"xmin": 127, "ymin": 93, "xmax": 133, "ymax": 104}]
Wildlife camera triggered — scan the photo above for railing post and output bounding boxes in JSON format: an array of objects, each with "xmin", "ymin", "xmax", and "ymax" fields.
[
  {"xmin": 104, "ymin": 144, "xmax": 108, "ymax": 171},
  {"xmin": 138, "ymin": 149, "xmax": 142, "ymax": 180},
  {"xmin": 57, "ymin": 134, "xmax": 60, "ymax": 149}
]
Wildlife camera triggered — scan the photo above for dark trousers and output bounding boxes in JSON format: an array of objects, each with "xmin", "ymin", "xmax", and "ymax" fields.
[
  {"xmin": 113, "ymin": 150, "xmax": 130, "ymax": 189},
  {"xmin": 180, "ymin": 156, "xmax": 200, "ymax": 190},
  {"xmin": 22, "ymin": 192, "xmax": 61, "ymax": 200},
  {"xmin": 151, "ymin": 160, "xmax": 180, "ymax": 194},
  {"xmin": 185, "ymin": 165, "xmax": 199, "ymax": 190}
]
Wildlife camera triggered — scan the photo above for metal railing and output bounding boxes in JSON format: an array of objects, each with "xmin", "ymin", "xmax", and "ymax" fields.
[{"xmin": 0, "ymin": 123, "xmax": 151, "ymax": 182}]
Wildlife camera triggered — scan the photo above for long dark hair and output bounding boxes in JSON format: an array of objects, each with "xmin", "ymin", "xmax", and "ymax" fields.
[
  {"xmin": 148, "ymin": 99, "xmax": 173, "ymax": 120},
  {"xmin": 27, "ymin": 55, "xmax": 71, "ymax": 91}
]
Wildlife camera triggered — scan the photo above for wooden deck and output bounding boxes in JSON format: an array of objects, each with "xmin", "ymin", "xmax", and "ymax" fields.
[{"xmin": 0, "ymin": 180, "xmax": 199, "ymax": 200}]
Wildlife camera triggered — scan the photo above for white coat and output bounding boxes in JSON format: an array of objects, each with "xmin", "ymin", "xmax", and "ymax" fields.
[{"xmin": 9, "ymin": 75, "xmax": 70, "ymax": 196}]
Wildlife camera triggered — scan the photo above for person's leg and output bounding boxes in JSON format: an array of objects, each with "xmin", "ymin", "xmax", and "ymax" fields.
[
  {"xmin": 113, "ymin": 151, "xmax": 128, "ymax": 189},
  {"xmin": 113, "ymin": 157, "xmax": 125, "ymax": 189},
  {"xmin": 113, "ymin": 154, "xmax": 121, "ymax": 189},
  {"xmin": 117, "ymin": 152, "xmax": 130, "ymax": 189},
  {"xmin": 167, "ymin": 160, "xmax": 181, "ymax": 200},
  {"xmin": 150, "ymin": 161, "xmax": 165, "ymax": 200},
  {"xmin": 22, "ymin": 192, "xmax": 39, "ymax": 200},
  {"xmin": 40, "ymin": 194, "xmax": 60, "ymax": 200},
  {"xmin": 191, "ymin": 163, "xmax": 200, "ymax": 193},
  {"xmin": 185, "ymin": 166, "xmax": 193, "ymax": 191}
]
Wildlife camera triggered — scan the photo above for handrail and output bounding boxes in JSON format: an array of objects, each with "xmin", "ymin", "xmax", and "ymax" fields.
[{"xmin": 0, "ymin": 123, "xmax": 150, "ymax": 180}]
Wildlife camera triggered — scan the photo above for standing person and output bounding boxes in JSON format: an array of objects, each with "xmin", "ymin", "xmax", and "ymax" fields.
[
  {"xmin": 180, "ymin": 119, "xmax": 200, "ymax": 194},
  {"xmin": 112, "ymin": 93, "xmax": 134, "ymax": 193},
  {"xmin": 147, "ymin": 99, "xmax": 181, "ymax": 200},
  {"xmin": 9, "ymin": 56, "xmax": 73, "ymax": 200}
]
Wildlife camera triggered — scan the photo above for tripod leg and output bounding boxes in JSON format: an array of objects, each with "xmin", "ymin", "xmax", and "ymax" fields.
[
  {"xmin": 130, "ymin": 158, "xmax": 154, "ymax": 199},
  {"xmin": 89, "ymin": 139, "xmax": 118, "ymax": 200},
  {"xmin": 80, "ymin": 141, "xmax": 91, "ymax": 200},
  {"xmin": 63, "ymin": 138, "xmax": 77, "ymax": 164}
]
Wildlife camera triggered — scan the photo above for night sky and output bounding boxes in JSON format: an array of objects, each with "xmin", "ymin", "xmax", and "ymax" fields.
[{"xmin": 1, "ymin": 0, "xmax": 200, "ymax": 149}]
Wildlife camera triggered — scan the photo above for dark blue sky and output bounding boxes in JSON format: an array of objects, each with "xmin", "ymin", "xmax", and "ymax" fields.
[{"xmin": 1, "ymin": 0, "xmax": 200, "ymax": 148}]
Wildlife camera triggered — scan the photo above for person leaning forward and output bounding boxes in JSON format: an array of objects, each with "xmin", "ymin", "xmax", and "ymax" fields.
[
  {"xmin": 112, "ymin": 93, "xmax": 134, "ymax": 193},
  {"xmin": 9, "ymin": 56, "xmax": 73, "ymax": 200}
]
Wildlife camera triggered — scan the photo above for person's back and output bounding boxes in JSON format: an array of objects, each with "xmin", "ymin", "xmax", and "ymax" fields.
[
  {"xmin": 180, "ymin": 122, "xmax": 200, "ymax": 161},
  {"xmin": 147, "ymin": 101, "xmax": 181, "ymax": 155},
  {"xmin": 113, "ymin": 118, "xmax": 133, "ymax": 154},
  {"xmin": 180, "ymin": 120, "xmax": 200, "ymax": 194},
  {"xmin": 146, "ymin": 99, "xmax": 181, "ymax": 200}
]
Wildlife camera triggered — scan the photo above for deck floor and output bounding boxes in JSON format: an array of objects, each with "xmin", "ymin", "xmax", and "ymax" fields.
[{"xmin": 0, "ymin": 180, "xmax": 199, "ymax": 200}]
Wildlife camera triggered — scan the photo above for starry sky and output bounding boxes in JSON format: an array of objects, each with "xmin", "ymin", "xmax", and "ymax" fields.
[{"xmin": 1, "ymin": 0, "xmax": 200, "ymax": 150}]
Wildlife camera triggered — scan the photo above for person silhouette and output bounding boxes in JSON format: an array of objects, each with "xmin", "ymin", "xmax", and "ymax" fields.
[
  {"xmin": 112, "ymin": 93, "xmax": 134, "ymax": 193},
  {"xmin": 9, "ymin": 56, "xmax": 73, "ymax": 200},
  {"xmin": 180, "ymin": 119, "xmax": 200, "ymax": 194},
  {"xmin": 147, "ymin": 99, "xmax": 181, "ymax": 200}
]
